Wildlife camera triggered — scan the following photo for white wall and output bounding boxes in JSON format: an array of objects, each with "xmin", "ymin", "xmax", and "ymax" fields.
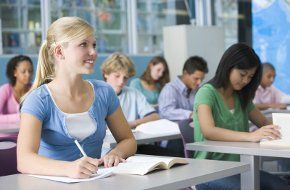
[{"xmin": 163, "ymin": 25, "xmax": 225, "ymax": 83}]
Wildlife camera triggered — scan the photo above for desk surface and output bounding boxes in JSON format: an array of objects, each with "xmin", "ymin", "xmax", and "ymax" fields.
[
  {"xmin": 261, "ymin": 109, "xmax": 290, "ymax": 115},
  {"xmin": 186, "ymin": 140, "xmax": 290, "ymax": 158},
  {"xmin": 0, "ymin": 123, "xmax": 19, "ymax": 133},
  {"xmin": 104, "ymin": 131, "xmax": 181, "ymax": 148},
  {"xmin": 0, "ymin": 159, "xmax": 249, "ymax": 190}
]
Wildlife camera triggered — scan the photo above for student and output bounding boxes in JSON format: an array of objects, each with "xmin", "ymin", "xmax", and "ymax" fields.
[
  {"xmin": 0, "ymin": 55, "xmax": 33, "ymax": 124},
  {"xmin": 17, "ymin": 17, "xmax": 137, "ymax": 179},
  {"xmin": 194, "ymin": 43, "xmax": 289, "ymax": 190},
  {"xmin": 101, "ymin": 53, "xmax": 159, "ymax": 129},
  {"xmin": 253, "ymin": 62, "xmax": 287, "ymax": 110},
  {"xmin": 158, "ymin": 56, "xmax": 208, "ymax": 120},
  {"xmin": 129, "ymin": 56, "xmax": 169, "ymax": 105}
]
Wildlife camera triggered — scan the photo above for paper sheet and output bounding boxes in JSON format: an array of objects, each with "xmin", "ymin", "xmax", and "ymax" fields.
[{"xmin": 29, "ymin": 167, "xmax": 114, "ymax": 183}]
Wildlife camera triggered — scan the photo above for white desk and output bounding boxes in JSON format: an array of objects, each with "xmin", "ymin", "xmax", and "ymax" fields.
[
  {"xmin": 186, "ymin": 140, "xmax": 290, "ymax": 190},
  {"xmin": 0, "ymin": 159, "xmax": 249, "ymax": 190},
  {"xmin": 104, "ymin": 131, "xmax": 181, "ymax": 148},
  {"xmin": 261, "ymin": 109, "xmax": 290, "ymax": 116},
  {"xmin": 0, "ymin": 123, "xmax": 19, "ymax": 133}
]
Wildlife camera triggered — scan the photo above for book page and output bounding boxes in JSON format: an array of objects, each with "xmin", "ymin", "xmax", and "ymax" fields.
[
  {"xmin": 135, "ymin": 119, "xmax": 180, "ymax": 135},
  {"xmin": 113, "ymin": 161, "xmax": 163, "ymax": 175},
  {"xmin": 272, "ymin": 113, "xmax": 290, "ymax": 141},
  {"xmin": 29, "ymin": 167, "xmax": 114, "ymax": 183},
  {"xmin": 127, "ymin": 156, "xmax": 188, "ymax": 169},
  {"xmin": 260, "ymin": 113, "xmax": 290, "ymax": 147}
]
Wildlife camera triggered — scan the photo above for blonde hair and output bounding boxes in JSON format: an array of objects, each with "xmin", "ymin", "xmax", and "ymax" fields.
[
  {"xmin": 101, "ymin": 53, "xmax": 136, "ymax": 80},
  {"xmin": 32, "ymin": 17, "xmax": 94, "ymax": 91}
]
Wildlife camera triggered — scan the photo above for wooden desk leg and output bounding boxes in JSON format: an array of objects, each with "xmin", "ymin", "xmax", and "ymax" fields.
[{"xmin": 240, "ymin": 155, "xmax": 260, "ymax": 190}]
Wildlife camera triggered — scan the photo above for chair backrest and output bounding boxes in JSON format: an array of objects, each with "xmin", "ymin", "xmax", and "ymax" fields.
[
  {"xmin": 176, "ymin": 119, "xmax": 194, "ymax": 158},
  {"xmin": 0, "ymin": 136, "xmax": 18, "ymax": 176}
]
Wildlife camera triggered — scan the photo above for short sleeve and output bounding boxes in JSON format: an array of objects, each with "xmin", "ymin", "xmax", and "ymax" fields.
[
  {"xmin": 21, "ymin": 90, "xmax": 47, "ymax": 122},
  {"xmin": 106, "ymin": 85, "xmax": 120, "ymax": 116},
  {"xmin": 246, "ymin": 101, "xmax": 255, "ymax": 114},
  {"xmin": 129, "ymin": 78, "xmax": 141, "ymax": 90},
  {"xmin": 194, "ymin": 84, "xmax": 215, "ymax": 111}
]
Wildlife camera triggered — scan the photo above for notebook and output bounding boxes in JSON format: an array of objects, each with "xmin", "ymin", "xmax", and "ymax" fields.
[{"xmin": 29, "ymin": 167, "xmax": 114, "ymax": 183}]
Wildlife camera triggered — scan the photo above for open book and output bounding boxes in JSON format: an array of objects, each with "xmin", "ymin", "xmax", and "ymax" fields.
[
  {"xmin": 113, "ymin": 155, "xmax": 188, "ymax": 175},
  {"xmin": 260, "ymin": 113, "xmax": 290, "ymax": 148},
  {"xmin": 29, "ymin": 167, "xmax": 114, "ymax": 183},
  {"xmin": 132, "ymin": 119, "xmax": 180, "ymax": 135}
]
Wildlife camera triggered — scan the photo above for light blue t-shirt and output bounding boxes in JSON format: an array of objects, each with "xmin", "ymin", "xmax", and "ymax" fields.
[
  {"xmin": 21, "ymin": 80, "xmax": 119, "ymax": 161},
  {"xmin": 129, "ymin": 78, "xmax": 160, "ymax": 105},
  {"xmin": 118, "ymin": 86, "xmax": 156, "ymax": 122}
]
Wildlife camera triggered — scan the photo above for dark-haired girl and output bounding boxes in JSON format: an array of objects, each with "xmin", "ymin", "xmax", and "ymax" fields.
[{"xmin": 193, "ymin": 43, "xmax": 289, "ymax": 190}]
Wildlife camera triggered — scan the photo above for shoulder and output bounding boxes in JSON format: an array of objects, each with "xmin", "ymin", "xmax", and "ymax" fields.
[
  {"xmin": 130, "ymin": 78, "xmax": 141, "ymax": 85},
  {"xmin": 0, "ymin": 83, "xmax": 13, "ymax": 96},
  {"xmin": 88, "ymin": 79, "xmax": 111, "ymax": 89},
  {"xmin": 197, "ymin": 84, "xmax": 215, "ymax": 94},
  {"xmin": 195, "ymin": 84, "xmax": 216, "ymax": 103},
  {"xmin": 27, "ymin": 85, "xmax": 49, "ymax": 99},
  {"xmin": 23, "ymin": 85, "xmax": 50, "ymax": 104},
  {"xmin": 88, "ymin": 79, "xmax": 115, "ymax": 95}
]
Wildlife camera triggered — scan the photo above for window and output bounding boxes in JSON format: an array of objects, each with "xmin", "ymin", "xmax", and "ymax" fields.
[
  {"xmin": 50, "ymin": 0, "xmax": 127, "ymax": 54},
  {"xmin": 0, "ymin": 0, "xmax": 41, "ymax": 54}
]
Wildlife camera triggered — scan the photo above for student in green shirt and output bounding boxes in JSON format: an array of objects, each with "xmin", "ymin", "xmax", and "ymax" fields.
[{"xmin": 194, "ymin": 43, "xmax": 289, "ymax": 190}]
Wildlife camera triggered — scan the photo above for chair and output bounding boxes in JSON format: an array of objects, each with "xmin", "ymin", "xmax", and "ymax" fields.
[
  {"xmin": 175, "ymin": 119, "xmax": 194, "ymax": 158},
  {"xmin": 0, "ymin": 136, "xmax": 18, "ymax": 176}
]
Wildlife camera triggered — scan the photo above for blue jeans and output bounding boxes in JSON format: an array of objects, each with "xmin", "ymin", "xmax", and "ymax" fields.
[{"xmin": 196, "ymin": 170, "xmax": 289, "ymax": 190}]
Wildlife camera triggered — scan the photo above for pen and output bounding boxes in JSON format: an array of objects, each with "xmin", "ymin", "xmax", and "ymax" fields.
[{"xmin": 74, "ymin": 139, "xmax": 87, "ymax": 157}]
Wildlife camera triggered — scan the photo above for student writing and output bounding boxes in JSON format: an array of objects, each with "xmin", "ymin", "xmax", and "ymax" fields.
[{"xmin": 17, "ymin": 17, "xmax": 137, "ymax": 179}]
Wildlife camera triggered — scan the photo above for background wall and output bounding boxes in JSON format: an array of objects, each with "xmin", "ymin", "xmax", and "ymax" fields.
[{"xmin": 0, "ymin": 55, "xmax": 153, "ymax": 86}]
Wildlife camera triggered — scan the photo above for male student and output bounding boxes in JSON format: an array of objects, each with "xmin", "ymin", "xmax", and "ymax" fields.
[
  {"xmin": 158, "ymin": 56, "xmax": 208, "ymax": 120},
  {"xmin": 253, "ymin": 62, "xmax": 288, "ymax": 110},
  {"xmin": 101, "ymin": 52, "xmax": 159, "ymax": 128},
  {"xmin": 158, "ymin": 56, "xmax": 208, "ymax": 157}
]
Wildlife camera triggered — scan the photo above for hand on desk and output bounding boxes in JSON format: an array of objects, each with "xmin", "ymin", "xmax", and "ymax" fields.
[
  {"xmin": 67, "ymin": 156, "xmax": 100, "ymax": 179},
  {"xmin": 249, "ymin": 124, "xmax": 281, "ymax": 142},
  {"xmin": 269, "ymin": 103, "xmax": 287, "ymax": 110},
  {"xmin": 100, "ymin": 152, "xmax": 126, "ymax": 168}
]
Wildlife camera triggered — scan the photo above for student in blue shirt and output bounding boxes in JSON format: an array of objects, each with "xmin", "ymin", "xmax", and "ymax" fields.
[
  {"xmin": 129, "ymin": 56, "xmax": 169, "ymax": 105},
  {"xmin": 17, "ymin": 17, "xmax": 137, "ymax": 179}
]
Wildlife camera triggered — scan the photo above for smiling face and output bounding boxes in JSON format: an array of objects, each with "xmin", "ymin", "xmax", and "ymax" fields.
[
  {"xmin": 150, "ymin": 63, "xmax": 165, "ymax": 81},
  {"xmin": 229, "ymin": 67, "xmax": 257, "ymax": 91},
  {"xmin": 104, "ymin": 71, "xmax": 129, "ymax": 94},
  {"xmin": 14, "ymin": 60, "xmax": 33, "ymax": 86},
  {"xmin": 62, "ymin": 35, "xmax": 97, "ymax": 75}
]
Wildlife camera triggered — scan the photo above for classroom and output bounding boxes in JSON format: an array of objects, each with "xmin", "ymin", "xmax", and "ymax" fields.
[{"xmin": 1, "ymin": 1, "xmax": 290, "ymax": 190}]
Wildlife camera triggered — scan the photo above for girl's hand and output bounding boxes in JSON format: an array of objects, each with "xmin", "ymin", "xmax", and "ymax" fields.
[
  {"xmin": 66, "ymin": 157, "xmax": 99, "ymax": 179},
  {"xmin": 99, "ymin": 152, "xmax": 126, "ymax": 168},
  {"xmin": 249, "ymin": 125, "xmax": 281, "ymax": 142}
]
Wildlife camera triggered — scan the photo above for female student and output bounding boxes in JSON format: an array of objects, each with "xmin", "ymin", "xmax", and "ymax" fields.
[
  {"xmin": 193, "ymin": 43, "xmax": 289, "ymax": 190},
  {"xmin": 0, "ymin": 55, "xmax": 33, "ymax": 124},
  {"xmin": 17, "ymin": 17, "xmax": 137, "ymax": 179},
  {"xmin": 129, "ymin": 56, "xmax": 169, "ymax": 105}
]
